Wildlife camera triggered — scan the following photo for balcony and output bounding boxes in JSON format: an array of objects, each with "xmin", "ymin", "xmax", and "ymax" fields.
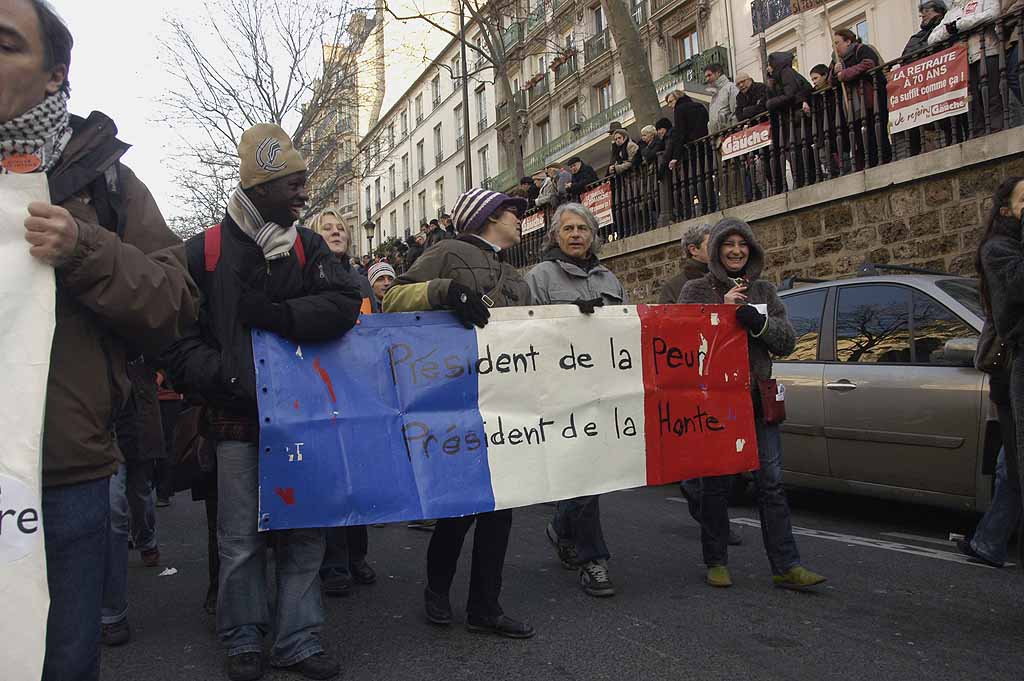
[
  {"xmin": 554, "ymin": 56, "xmax": 578, "ymax": 87},
  {"xmin": 672, "ymin": 45, "xmax": 730, "ymax": 83},
  {"xmin": 502, "ymin": 21, "xmax": 523, "ymax": 51},
  {"xmin": 751, "ymin": 0, "xmax": 793, "ymax": 34},
  {"xmin": 526, "ymin": 74, "xmax": 549, "ymax": 107},
  {"xmin": 434, "ymin": 152, "xmax": 443, "ymax": 166},
  {"xmin": 456, "ymin": 134, "xmax": 465, "ymax": 150},
  {"xmin": 551, "ymin": 0, "xmax": 570, "ymax": 15},
  {"xmin": 651, "ymin": 0, "xmax": 676, "ymax": 14},
  {"xmin": 418, "ymin": 165, "xmax": 425, "ymax": 179},
  {"xmin": 432, "ymin": 93, "xmax": 441, "ymax": 107},
  {"xmin": 415, "ymin": 112, "xmax": 423, "ymax": 124},
  {"xmin": 496, "ymin": 92, "xmax": 525, "ymax": 124},
  {"xmin": 526, "ymin": 4, "xmax": 545, "ymax": 34},
  {"xmin": 477, "ymin": 116, "xmax": 489, "ymax": 134},
  {"xmin": 584, "ymin": 29, "xmax": 610, "ymax": 63}
]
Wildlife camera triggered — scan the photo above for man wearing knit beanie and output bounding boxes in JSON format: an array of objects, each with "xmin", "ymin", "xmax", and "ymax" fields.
[
  {"xmin": 382, "ymin": 187, "xmax": 535, "ymax": 638},
  {"xmin": 162, "ymin": 123, "xmax": 362, "ymax": 681},
  {"xmin": 367, "ymin": 261, "xmax": 396, "ymax": 303}
]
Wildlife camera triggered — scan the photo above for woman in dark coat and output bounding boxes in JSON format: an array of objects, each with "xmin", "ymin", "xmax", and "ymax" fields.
[
  {"xmin": 679, "ymin": 218, "xmax": 826, "ymax": 590},
  {"xmin": 975, "ymin": 176, "xmax": 1024, "ymax": 551}
]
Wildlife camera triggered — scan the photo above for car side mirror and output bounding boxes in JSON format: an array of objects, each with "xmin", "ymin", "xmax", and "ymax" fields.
[{"xmin": 941, "ymin": 337, "xmax": 979, "ymax": 367}]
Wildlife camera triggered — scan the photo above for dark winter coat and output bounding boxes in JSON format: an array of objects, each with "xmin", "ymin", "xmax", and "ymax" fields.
[
  {"xmin": 736, "ymin": 81, "xmax": 769, "ymax": 121},
  {"xmin": 43, "ymin": 112, "xmax": 199, "ymax": 487},
  {"xmin": 117, "ymin": 361, "xmax": 165, "ymax": 462},
  {"xmin": 902, "ymin": 16, "xmax": 943, "ymax": 58},
  {"xmin": 525, "ymin": 247, "xmax": 627, "ymax": 306},
  {"xmin": 678, "ymin": 219, "xmax": 796, "ymax": 383},
  {"xmin": 570, "ymin": 163, "xmax": 599, "ymax": 201},
  {"xmin": 669, "ymin": 94, "xmax": 710, "ymax": 161},
  {"xmin": 980, "ymin": 232, "xmax": 1024, "ymax": 346},
  {"xmin": 641, "ymin": 136, "xmax": 666, "ymax": 166},
  {"xmin": 527, "ymin": 182, "xmax": 541, "ymax": 207},
  {"xmin": 657, "ymin": 258, "xmax": 709, "ymax": 304},
  {"xmin": 338, "ymin": 254, "xmax": 379, "ymax": 313},
  {"xmin": 766, "ymin": 52, "xmax": 813, "ymax": 113},
  {"xmin": 425, "ymin": 226, "xmax": 452, "ymax": 249},
  {"xmin": 161, "ymin": 215, "xmax": 362, "ymax": 437}
]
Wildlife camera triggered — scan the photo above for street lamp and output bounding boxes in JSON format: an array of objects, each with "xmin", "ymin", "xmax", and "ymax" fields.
[{"xmin": 364, "ymin": 219, "xmax": 375, "ymax": 257}]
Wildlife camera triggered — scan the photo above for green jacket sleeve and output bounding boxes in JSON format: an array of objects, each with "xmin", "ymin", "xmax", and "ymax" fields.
[{"xmin": 382, "ymin": 244, "xmax": 452, "ymax": 312}]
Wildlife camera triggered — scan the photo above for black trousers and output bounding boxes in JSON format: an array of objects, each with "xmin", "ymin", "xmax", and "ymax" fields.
[{"xmin": 426, "ymin": 510, "xmax": 512, "ymax": 619}]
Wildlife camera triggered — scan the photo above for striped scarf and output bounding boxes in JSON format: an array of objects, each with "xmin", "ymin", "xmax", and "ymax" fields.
[
  {"xmin": 0, "ymin": 92, "xmax": 73, "ymax": 174},
  {"xmin": 226, "ymin": 185, "xmax": 297, "ymax": 261}
]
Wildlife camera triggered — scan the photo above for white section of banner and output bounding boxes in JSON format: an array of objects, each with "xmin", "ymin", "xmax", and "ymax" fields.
[
  {"xmin": 476, "ymin": 305, "xmax": 647, "ymax": 509},
  {"xmin": 0, "ymin": 173, "xmax": 54, "ymax": 681}
]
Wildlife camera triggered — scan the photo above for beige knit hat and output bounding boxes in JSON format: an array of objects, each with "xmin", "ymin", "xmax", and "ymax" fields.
[{"xmin": 237, "ymin": 124, "xmax": 306, "ymax": 189}]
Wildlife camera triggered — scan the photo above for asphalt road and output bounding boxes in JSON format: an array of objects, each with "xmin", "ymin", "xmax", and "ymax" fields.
[{"xmin": 101, "ymin": 485, "xmax": 1024, "ymax": 681}]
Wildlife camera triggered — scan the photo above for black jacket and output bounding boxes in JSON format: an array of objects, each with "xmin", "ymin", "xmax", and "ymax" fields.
[
  {"xmin": 338, "ymin": 254, "xmax": 379, "ymax": 313},
  {"xmin": 162, "ymin": 215, "xmax": 362, "ymax": 418},
  {"xmin": 766, "ymin": 52, "xmax": 812, "ymax": 113},
  {"xmin": 669, "ymin": 95, "xmax": 709, "ymax": 161},
  {"xmin": 902, "ymin": 17, "xmax": 942, "ymax": 58},
  {"xmin": 527, "ymin": 183, "xmax": 541, "ymax": 207},
  {"xmin": 736, "ymin": 81, "xmax": 768, "ymax": 121},
  {"xmin": 570, "ymin": 163, "xmax": 599, "ymax": 200},
  {"xmin": 641, "ymin": 136, "xmax": 666, "ymax": 165}
]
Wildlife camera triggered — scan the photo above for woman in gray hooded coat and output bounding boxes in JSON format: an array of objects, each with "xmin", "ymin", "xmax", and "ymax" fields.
[{"xmin": 679, "ymin": 218, "xmax": 826, "ymax": 590}]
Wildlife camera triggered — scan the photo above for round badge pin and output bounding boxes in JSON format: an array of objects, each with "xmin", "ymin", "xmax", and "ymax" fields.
[{"xmin": 1, "ymin": 153, "xmax": 42, "ymax": 174}]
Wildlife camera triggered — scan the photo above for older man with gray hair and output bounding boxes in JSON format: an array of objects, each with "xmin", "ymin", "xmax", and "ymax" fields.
[
  {"xmin": 525, "ymin": 202, "xmax": 625, "ymax": 597},
  {"xmin": 658, "ymin": 222, "xmax": 712, "ymax": 304}
]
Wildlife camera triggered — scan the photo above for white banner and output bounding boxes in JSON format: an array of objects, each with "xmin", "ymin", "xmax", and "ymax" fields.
[{"xmin": 0, "ymin": 173, "xmax": 55, "ymax": 681}]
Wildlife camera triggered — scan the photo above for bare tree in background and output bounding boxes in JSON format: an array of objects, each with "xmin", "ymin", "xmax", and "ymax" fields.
[{"xmin": 160, "ymin": 0, "xmax": 376, "ymax": 237}]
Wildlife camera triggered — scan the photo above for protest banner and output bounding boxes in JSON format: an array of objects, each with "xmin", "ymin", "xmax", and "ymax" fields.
[
  {"xmin": 581, "ymin": 181, "xmax": 613, "ymax": 227},
  {"xmin": 253, "ymin": 304, "xmax": 757, "ymax": 530},
  {"xmin": 0, "ymin": 173, "xmax": 54, "ymax": 681},
  {"xmin": 721, "ymin": 121, "xmax": 772, "ymax": 162},
  {"xmin": 887, "ymin": 45, "xmax": 969, "ymax": 134},
  {"xmin": 521, "ymin": 209, "xmax": 546, "ymax": 236}
]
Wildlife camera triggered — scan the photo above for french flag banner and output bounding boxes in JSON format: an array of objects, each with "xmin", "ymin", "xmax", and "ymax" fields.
[{"xmin": 253, "ymin": 304, "xmax": 758, "ymax": 531}]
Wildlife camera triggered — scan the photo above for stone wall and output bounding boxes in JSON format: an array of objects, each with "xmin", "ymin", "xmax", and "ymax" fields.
[{"xmin": 601, "ymin": 140, "xmax": 1024, "ymax": 303}]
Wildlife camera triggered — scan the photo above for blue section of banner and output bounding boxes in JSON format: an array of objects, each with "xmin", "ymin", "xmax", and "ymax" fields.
[{"xmin": 253, "ymin": 311, "xmax": 495, "ymax": 530}]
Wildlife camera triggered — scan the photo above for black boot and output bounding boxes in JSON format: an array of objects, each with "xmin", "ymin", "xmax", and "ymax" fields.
[{"xmin": 424, "ymin": 587, "xmax": 452, "ymax": 625}]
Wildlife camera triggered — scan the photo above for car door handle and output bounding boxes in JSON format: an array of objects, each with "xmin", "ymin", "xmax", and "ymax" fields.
[{"xmin": 826, "ymin": 381, "xmax": 857, "ymax": 392}]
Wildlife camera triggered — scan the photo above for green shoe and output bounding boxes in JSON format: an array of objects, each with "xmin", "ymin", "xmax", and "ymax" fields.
[
  {"xmin": 705, "ymin": 566, "xmax": 733, "ymax": 588},
  {"xmin": 772, "ymin": 566, "xmax": 826, "ymax": 590}
]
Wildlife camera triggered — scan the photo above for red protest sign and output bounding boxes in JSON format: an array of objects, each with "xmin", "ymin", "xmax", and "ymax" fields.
[
  {"xmin": 720, "ymin": 121, "xmax": 772, "ymax": 162},
  {"xmin": 521, "ymin": 210, "xmax": 546, "ymax": 236},
  {"xmin": 581, "ymin": 181, "xmax": 613, "ymax": 227},
  {"xmin": 887, "ymin": 45, "xmax": 969, "ymax": 134}
]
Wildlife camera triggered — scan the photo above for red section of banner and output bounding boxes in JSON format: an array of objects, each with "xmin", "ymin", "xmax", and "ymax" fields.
[
  {"xmin": 886, "ymin": 45, "xmax": 968, "ymax": 134},
  {"xmin": 581, "ymin": 181, "xmax": 613, "ymax": 227},
  {"xmin": 639, "ymin": 304, "xmax": 758, "ymax": 485},
  {"xmin": 720, "ymin": 121, "xmax": 772, "ymax": 161}
]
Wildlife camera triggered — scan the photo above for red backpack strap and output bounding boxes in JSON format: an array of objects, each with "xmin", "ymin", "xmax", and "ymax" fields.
[
  {"xmin": 293, "ymin": 234, "xmax": 307, "ymax": 268},
  {"xmin": 204, "ymin": 224, "xmax": 222, "ymax": 272}
]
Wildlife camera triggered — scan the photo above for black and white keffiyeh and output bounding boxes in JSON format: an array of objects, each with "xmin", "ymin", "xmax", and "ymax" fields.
[
  {"xmin": 0, "ymin": 92, "xmax": 73, "ymax": 174},
  {"xmin": 227, "ymin": 185, "xmax": 298, "ymax": 261}
]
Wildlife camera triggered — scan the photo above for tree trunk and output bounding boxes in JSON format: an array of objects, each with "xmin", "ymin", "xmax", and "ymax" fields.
[
  {"xmin": 495, "ymin": 66, "xmax": 526, "ymax": 182},
  {"xmin": 602, "ymin": 0, "xmax": 660, "ymax": 129}
]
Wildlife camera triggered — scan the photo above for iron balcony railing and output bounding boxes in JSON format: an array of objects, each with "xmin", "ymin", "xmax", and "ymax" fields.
[
  {"xmin": 584, "ymin": 29, "xmax": 611, "ymax": 62},
  {"xmin": 672, "ymin": 45, "xmax": 731, "ymax": 83},
  {"xmin": 505, "ymin": 12, "xmax": 1024, "ymax": 269},
  {"xmin": 526, "ymin": 4, "xmax": 545, "ymax": 34},
  {"xmin": 751, "ymin": 0, "xmax": 793, "ymax": 34},
  {"xmin": 456, "ymin": 134, "xmax": 465, "ymax": 150},
  {"xmin": 503, "ymin": 21, "xmax": 523, "ymax": 51},
  {"xmin": 527, "ymin": 74, "xmax": 550, "ymax": 107},
  {"xmin": 477, "ymin": 115, "xmax": 489, "ymax": 134},
  {"xmin": 554, "ymin": 56, "xmax": 578, "ymax": 87}
]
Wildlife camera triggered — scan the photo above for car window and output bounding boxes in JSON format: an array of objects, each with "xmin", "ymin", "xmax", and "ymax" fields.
[
  {"xmin": 835, "ymin": 285, "xmax": 911, "ymax": 363},
  {"xmin": 935, "ymin": 278, "xmax": 983, "ymax": 319},
  {"xmin": 912, "ymin": 292, "xmax": 979, "ymax": 365},
  {"xmin": 779, "ymin": 290, "xmax": 827, "ymax": 361}
]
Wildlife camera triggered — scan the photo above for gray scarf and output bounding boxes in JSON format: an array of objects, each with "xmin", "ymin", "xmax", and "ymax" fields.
[
  {"xmin": 0, "ymin": 92, "xmax": 73, "ymax": 174},
  {"xmin": 227, "ymin": 185, "xmax": 298, "ymax": 261}
]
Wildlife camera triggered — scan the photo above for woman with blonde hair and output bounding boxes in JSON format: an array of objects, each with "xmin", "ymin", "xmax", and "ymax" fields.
[{"xmin": 307, "ymin": 207, "xmax": 379, "ymax": 597}]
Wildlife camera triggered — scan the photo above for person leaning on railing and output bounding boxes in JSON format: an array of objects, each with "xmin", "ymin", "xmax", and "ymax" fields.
[
  {"xmin": 766, "ymin": 52, "xmax": 814, "ymax": 189},
  {"xmin": 828, "ymin": 28, "xmax": 892, "ymax": 170}
]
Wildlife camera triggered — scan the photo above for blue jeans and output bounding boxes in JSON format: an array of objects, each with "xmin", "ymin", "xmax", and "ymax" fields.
[
  {"xmin": 971, "ymin": 447, "xmax": 1021, "ymax": 566},
  {"xmin": 551, "ymin": 495, "xmax": 610, "ymax": 564},
  {"xmin": 701, "ymin": 420, "xmax": 800, "ymax": 574},
  {"xmin": 42, "ymin": 477, "xmax": 110, "ymax": 681},
  {"xmin": 217, "ymin": 441, "xmax": 325, "ymax": 666},
  {"xmin": 102, "ymin": 465, "xmax": 130, "ymax": 625}
]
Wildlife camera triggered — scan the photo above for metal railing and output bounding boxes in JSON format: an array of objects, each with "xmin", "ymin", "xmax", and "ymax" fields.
[
  {"xmin": 526, "ymin": 4, "xmax": 545, "ymax": 34},
  {"xmin": 478, "ymin": 115, "xmax": 489, "ymax": 134},
  {"xmin": 456, "ymin": 134, "xmax": 465, "ymax": 150},
  {"xmin": 503, "ymin": 21, "xmax": 523, "ymax": 51},
  {"xmin": 554, "ymin": 56, "xmax": 578, "ymax": 86},
  {"xmin": 751, "ymin": 0, "xmax": 793, "ymax": 34},
  {"xmin": 584, "ymin": 29, "xmax": 610, "ymax": 62},
  {"xmin": 527, "ymin": 74, "xmax": 550, "ymax": 107},
  {"xmin": 434, "ymin": 152, "xmax": 443, "ymax": 166},
  {"xmin": 505, "ymin": 13, "xmax": 1024, "ymax": 269},
  {"xmin": 496, "ymin": 92, "xmax": 526, "ymax": 124},
  {"xmin": 672, "ymin": 45, "xmax": 730, "ymax": 84}
]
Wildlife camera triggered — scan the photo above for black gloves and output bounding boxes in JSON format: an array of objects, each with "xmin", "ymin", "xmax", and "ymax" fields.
[
  {"xmin": 445, "ymin": 282, "xmax": 490, "ymax": 329},
  {"xmin": 736, "ymin": 304, "xmax": 767, "ymax": 334},
  {"xmin": 574, "ymin": 297, "xmax": 605, "ymax": 314},
  {"xmin": 946, "ymin": 20, "xmax": 959, "ymax": 35},
  {"xmin": 238, "ymin": 290, "xmax": 293, "ymax": 335}
]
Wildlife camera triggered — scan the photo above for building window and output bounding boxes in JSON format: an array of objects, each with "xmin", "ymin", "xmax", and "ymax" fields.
[
  {"xmin": 455, "ymin": 104, "xmax": 465, "ymax": 148},
  {"xmin": 374, "ymin": 177, "xmax": 381, "ymax": 213},
  {"xmin": 475, "ymin": 86, "xmax": 488, "ymax": 130},
  {"xmin": 364, "ymin": 185, "xmax": 372, "ymax": 221},
  {"xmin": 401, "ymin": 153, "xmax": 410, "ymax": 190},
  {"xmin": 387, "ymin": 123, "xmax": 395, "ymax": 149},
  {"xmin": 434, "ymin": 177, "xmax": 445, "ymax": 215},
  {"xmin": 594, "ymin": 80, "xmax": 612, "ymax": 113},
  {"xmin": 675, "ymin": 28, "xmax": 699, "ymax": 65},
  {"xmin": 388, "ymin": 165, "xmax": 396, "ymax": 200},
  {"xmin": 563, "ymin": 100, "xmax": 579, "ymax": 130},
  {"xmin": 852, "ymin": 19, "xmax": 869, "ymax": 43},
  {"xmin": 416, "ymin": 140, "xmax": 425, "ymax": 178},
  {"xmin": 400, "ymin": 110, "xmax": 409, "ymax": 137},
  {"xmin": 431, "ymin": 75, "xmax": 441, "ymax": 106},
  {"xmin": 390, "ymin": 210, "xmax": 397, "ymax": 236},
  {"xmin": 417, "ymin": 190, "xmax": 427, "ymax": 223},
  {"xmin": 535, "ymin": 118, "xmax": 550, "ymax": 148},
  {"xmin": 593, "ymin": 4, "xmax": 605, "ymax": 32},
  {"xmin": 415, "ymin": 94, "xmax": 424, "ymax": 123},
  {"xmin": 478, "ymin": 145, "xmax": 490, "ymax": 181},
  {"xmin": 433, "ymin": 123, "xmax": 443, "ymax": 165},
  {"xmin": 456, "ymin": 162, "xmax": 466, "ymax": 192},
  {"xmin": 402, "ymin": 201, "xmax": 411, "ymax": 231}
]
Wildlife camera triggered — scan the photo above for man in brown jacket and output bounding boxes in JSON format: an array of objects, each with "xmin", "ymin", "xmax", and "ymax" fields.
[{"xmin": 1, "ymin": 2, "xmax": 198, "ymax": 679}]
